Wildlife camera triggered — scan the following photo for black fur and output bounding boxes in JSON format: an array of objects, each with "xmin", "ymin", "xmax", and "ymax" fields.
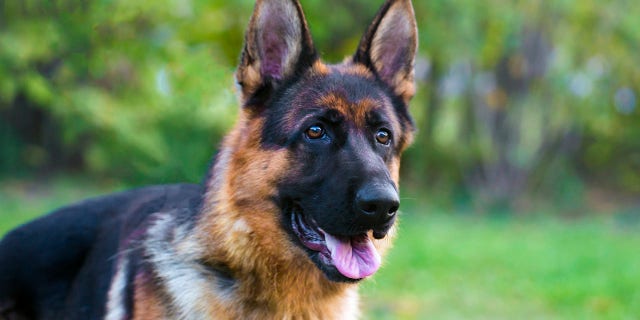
[{"xmin": 0, "ymin": 184, "xmax": 202, "ymax": 319}]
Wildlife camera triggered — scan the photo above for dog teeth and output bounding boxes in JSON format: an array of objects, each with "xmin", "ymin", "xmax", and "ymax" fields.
[{"xmin": 292, "ymin": 211, "xmax": 324, "ymax": 243}]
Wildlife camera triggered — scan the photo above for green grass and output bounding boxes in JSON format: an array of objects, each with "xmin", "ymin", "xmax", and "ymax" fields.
[
  {"xmin": 362, "ymin": 212, "xmax": 640, "ymax": 319},
  {"xmin": 1, "ymin": 178, "xmax": 639, "ymax": 319},
  {"xmin": 0, "ymin": 177, "xmax": 123, "ymax": 234}
]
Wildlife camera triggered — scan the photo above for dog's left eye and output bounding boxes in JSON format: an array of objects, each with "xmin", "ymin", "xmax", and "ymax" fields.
[
  {"xmin": 375, "ymin": 129, "xmax": 391, "ymax": 145},
  {"xmin": 305, "ymin": 125, "xmax": 326, "ymax": 140}
]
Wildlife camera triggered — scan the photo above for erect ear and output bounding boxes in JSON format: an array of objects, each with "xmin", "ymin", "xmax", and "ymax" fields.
[
  {"xmin": 235, "ymin": 0, "xmax": 317, "ymax": 106},
  {"xmin": 354, "ymin": 0, "xmax": 418, "ymax": 103}
]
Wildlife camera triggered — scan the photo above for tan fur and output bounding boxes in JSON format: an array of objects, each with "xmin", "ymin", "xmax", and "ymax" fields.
[
  {"xmin": 132, "ymin": 274, "xmax": 167, "ymax": 320},
  {"xmin": 313, "ymin": 60, "xmax": 331, "ymax": 76},
  {"xmin": 336, "ymin": 63, "xmax": 375, "ymax": 79},
  {"xmin": 315, "ymin": 93, "xmax": 373, "ymax": 128},
  {"xmin": 235, "ymin": 62, "xmax": 263, "ymax": 106}
]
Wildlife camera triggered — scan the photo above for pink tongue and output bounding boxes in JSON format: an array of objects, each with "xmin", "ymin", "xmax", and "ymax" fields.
[{"xmin": 324, "ymin": 233, "xmax": 381, "ymax": 279}]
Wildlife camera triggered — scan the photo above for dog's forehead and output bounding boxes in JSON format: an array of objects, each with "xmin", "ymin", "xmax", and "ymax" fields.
[{"xmin": 284, "ymin": 63, "xmax": 396, "ymax": 126}]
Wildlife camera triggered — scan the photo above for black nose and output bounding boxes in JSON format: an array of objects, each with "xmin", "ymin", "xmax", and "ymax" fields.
[{"xmin": 355, "ymin": 183, "xmax": 400, "ymax": 227}]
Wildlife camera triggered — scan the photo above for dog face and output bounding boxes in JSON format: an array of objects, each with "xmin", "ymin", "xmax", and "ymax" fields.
[
  {"xmin": 216, "ymin": 0, "xmax": 417, "ymax": 284},
  {"xmin": 267, "ymin": 65, "xmax": 415, "ymax": 282}
]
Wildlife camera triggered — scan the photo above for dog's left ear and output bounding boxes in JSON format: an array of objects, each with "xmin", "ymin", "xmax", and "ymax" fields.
[
  {"xmin": 354, "ymin": 0, "xmax": 418, "ymax": 103},
  {"xmin": 236, "ymin": 0, "xmax": 317, "ymax": 107}
]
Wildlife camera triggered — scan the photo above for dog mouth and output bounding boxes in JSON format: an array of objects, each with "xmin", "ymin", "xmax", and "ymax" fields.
[{"xmin": 290, "ymin": 206, "xmax": 381, "ymax": 280}]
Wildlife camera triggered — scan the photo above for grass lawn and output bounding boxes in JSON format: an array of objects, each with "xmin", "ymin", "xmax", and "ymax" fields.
[
  {"xmin": 1, "ymin": 178, "xmax": 639, "ymax": 319},
  {"xmin": 0, "ymin": 177, "xmax": 125, "ymax": 235},
  {"xmin": 362, "ymin": 211, "xmax": 640, "ymax": 319}
]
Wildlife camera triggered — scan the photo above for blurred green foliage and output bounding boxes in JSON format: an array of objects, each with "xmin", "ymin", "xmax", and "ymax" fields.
[{"xmin": 1, "ymin": 0, "xmax": 639, "ymax": 212}]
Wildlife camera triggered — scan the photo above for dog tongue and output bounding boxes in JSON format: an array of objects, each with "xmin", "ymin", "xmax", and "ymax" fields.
[{"xmin": 324, "ymin": 233, "xmax": 381, "ymax": 279}]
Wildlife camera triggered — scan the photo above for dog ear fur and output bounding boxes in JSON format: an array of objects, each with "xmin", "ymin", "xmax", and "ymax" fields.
[
  {"xmin": 354, "ymin": 0, "xmax": 418, "ymax": 104},
  {"xmin": 236, "ymin": 0, "xmax": 317, "ymax": 107}
]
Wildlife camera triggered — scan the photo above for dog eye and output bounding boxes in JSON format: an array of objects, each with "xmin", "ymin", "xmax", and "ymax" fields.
[
  {"xmin": 305, "ymin": 125, "xmax": 325, "ymax": 139},
  {"xmin": 375, "ymin": 129, "xmax": 391, "ymax": 145}
]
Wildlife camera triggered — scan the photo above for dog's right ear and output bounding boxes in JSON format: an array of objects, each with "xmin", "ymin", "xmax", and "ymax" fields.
[
  {"xmin": 354, "ymin": 0, "xmax": 418, "ymax": 104},
  {"xmin": 236, "ymin": 0, "xmax": 317, "ymax": 107}
]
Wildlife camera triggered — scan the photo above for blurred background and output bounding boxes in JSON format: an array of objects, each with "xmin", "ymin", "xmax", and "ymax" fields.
[{"xmin": 1, "ymin": 0, "xmax": 639, "ymax": 318}]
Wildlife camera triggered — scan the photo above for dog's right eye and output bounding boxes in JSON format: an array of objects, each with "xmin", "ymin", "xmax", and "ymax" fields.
[{"xmin": 305, "ymin": 125, "xmax": 325, "ymax": 140}]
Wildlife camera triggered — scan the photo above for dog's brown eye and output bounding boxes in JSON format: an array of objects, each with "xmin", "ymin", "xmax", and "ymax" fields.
[
  {"xmin": 376, "ymin": 129, "xmax": 391, "ymax": 145},
  {"xmin": 306, "ymin": 125, "xmax": 325, "ymax": 139}
]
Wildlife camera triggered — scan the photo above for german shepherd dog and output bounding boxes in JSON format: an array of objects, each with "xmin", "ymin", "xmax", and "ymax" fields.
[{"xmin": 0, "ymin": 0, "xmax": 417, "ymax": 318}]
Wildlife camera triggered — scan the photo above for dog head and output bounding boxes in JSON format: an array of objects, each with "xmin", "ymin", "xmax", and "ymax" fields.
[{"xmin": 208, "ymin": 0, "xmax": 417, "ymax": 284}]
